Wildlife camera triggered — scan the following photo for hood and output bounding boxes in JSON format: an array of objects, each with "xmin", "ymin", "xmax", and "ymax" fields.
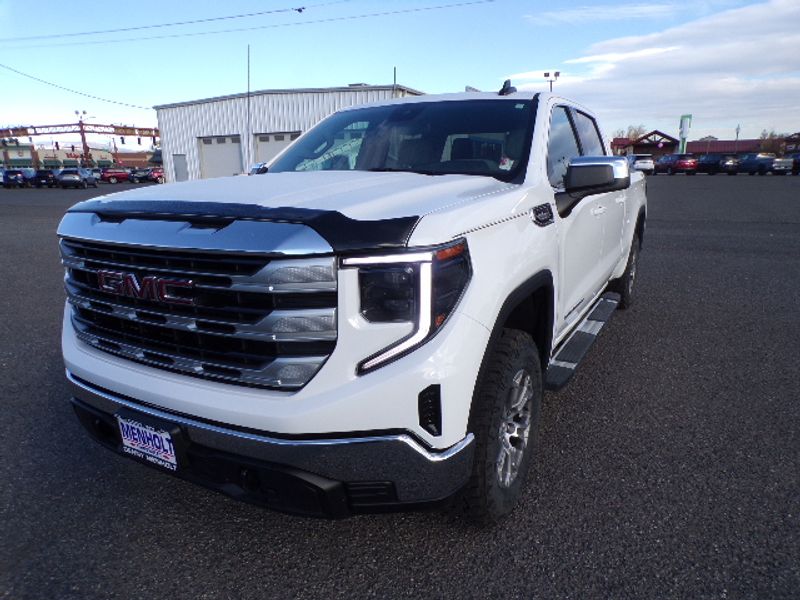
[{"xmin": 83, "ymin": 170, "xmax": 515, "ymax": 221}]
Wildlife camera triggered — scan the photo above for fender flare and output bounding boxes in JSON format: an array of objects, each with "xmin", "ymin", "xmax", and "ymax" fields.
[{"xmin": 467, "ymin": 269, "xmax": 554, "ymax": 427}]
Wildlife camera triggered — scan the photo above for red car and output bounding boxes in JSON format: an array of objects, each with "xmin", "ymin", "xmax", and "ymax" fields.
[
  {"xmin": 100, "ymin": 167, "xmax": 131, "ymax": 183},
  {"xmin": 148, "ymin": 167, "xmax": 165, "ymax": 183},
  {"xmin": 654, "ymin": 153, "xmax": 697, "ymax": 175}
]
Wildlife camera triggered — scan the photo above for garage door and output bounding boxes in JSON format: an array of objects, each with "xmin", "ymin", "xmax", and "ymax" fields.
[
  {"xmin": 198, "ymin": 135, "xmax": 242, "ymax": 179},
  {"xmin": 255, "ymin": 132, "xmax": 301, "ymax": 164}
]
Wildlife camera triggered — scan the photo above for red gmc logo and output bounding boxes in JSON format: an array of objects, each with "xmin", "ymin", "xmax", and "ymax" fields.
[{"xmin": 96, "ymin": 270, "xmax": 195, "ymax": 305}]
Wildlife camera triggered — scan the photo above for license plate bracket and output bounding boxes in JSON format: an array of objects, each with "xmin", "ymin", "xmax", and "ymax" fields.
[{"xmin": 115, "ymin": 410, "xmax": 188, "ymax": 472}]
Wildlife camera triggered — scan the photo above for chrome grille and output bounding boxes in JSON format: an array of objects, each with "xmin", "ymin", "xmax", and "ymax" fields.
[{"xmin": 61, "ymin": 238, "xmax": 337, "ymax": 389}]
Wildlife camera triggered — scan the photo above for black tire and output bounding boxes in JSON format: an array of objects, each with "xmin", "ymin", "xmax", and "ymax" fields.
[
  {"xmin": 667, "ymin": 167, "xmax": 674, "ymax": 175},
  {"xmin": 92, "ymin": 181, "xmax": 98, "ymax": 188},
  {"xmin": 453, "ymin": 329, "xmax": 542, "ymax": 525},
  {"xmin": 109, "ymin": 176, "xmax": 118, "ymax": 184},
  {"xmin": 728, "ymin": 172, "xmax": 737, "ymax": 176},
  {"xmin": 687, "ymin": 171, "xmax": 696, "ymax": 176},
  {"xmin": 610, "ymin": 232, "xmax": 640, "ymax": 310},
  {"xmin": 82, "ymin": 180, "xmax": 88, "ymax": 189}
]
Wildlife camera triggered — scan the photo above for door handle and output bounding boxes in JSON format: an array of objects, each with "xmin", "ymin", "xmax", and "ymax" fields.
[{"xmin": 591, "ymin": 206, "xmax": 606, "ymax": 216}]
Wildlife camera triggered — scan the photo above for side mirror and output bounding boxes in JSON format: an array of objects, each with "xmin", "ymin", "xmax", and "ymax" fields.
[{"xmin": 556, "ymin": 156, "xmax": 630, "ymax": 216}]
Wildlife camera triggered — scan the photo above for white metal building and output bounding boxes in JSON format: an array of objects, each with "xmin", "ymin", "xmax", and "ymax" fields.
[{"xmin": 154, "ymin": 84, "xmax": 423, "ymax": 182}]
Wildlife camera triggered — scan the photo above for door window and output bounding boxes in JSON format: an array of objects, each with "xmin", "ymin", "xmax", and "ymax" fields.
[
  {"xmin": 572, "ymin": 111, "xmax": 606, "ymax": 156},
  {"xmin": 546, "ymin": 106, "xmax": 581, "ymax": 188}
]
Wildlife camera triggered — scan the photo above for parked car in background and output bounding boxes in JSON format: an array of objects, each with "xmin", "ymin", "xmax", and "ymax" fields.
[
  {"xmin": 626, "ymin": 154, "xmax": 654, "ymax": 175},
  {"xmin": 148, "ymin": 167, "xmax": 165, "ymax": 183},
  {"xmin": 737, "ymin": 153, "xmax": 792, "ymax": 175},
  {"xmin": 696, "ymin": 154, "xmax": 739, "ymax": 175},
  {"xmin": 654, "ymin": 153, "xmax": 697, "ymax": 175},
  {"xmin": 58, "ymin": 168, "xmax": 98, "ymax": 189},
  {"xmin": 771, "ymin": 156, "xmax": 794, "ymax": 175},
  {"xmin": 3, "ymin": 169, "xmax": 26, "ymax": 188},
  {"xmin": 786, "ymin": 152, "xmax": 800, "ymax": 175},
  {"xmin": 249, "ymin": 162, "xmax": 269, "ymax": 175},
  {"xmin": 2, "ymin": 168, "xmax": 38, "ymax": 187},
  {"xmin": 89, "ymin": 168, "xmax": 103, "ymax": 180},
  {"xmin": 34, "ymin": 169, "xmax": 60, "ymax": 188},
  {"xmin": 129, "ymin": 168, "xmax": 152, "ymax": 183},
  {"xmin": 100, "ymin": 167, "xmax": 130, "ymax": 183}
]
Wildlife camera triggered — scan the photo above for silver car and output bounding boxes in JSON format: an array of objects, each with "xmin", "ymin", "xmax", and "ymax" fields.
[
  {"xmin": 58, "ymin": 168, "xmax": 98, "ymax": 189},
  {"xmin": 627, "ymin": 154, "xmax": 655, "ymax": 175}
]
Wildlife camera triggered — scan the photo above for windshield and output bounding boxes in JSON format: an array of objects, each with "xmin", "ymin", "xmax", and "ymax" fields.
[{"xmin": 269, "ymin": 99, "xmax": 534, "ymax": 182}]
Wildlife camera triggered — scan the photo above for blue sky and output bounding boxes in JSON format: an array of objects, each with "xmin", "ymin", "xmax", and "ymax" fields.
[{"xmin": 1, "ymin": 0, "xmax": 798, "ymax": 148}]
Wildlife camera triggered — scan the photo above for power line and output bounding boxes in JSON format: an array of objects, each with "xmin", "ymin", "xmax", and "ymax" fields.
[
  {"xmin": 0, "ymin": 62, "xmax": 151, "ymax": 110},
  {"xmin": 0, "ymin": 0, "xmax": 495, "ymax": 49},
  {"xmin": 0, "ymin": 0, "xmax": 353, "ymax": 42}
]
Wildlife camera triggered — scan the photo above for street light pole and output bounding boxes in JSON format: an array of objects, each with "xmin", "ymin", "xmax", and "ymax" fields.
[
  {"xmin": 544, "ymin": 71, "xmax": 560, "ymax": 92},
  {"xmin": 75, "ymin": 110, "xmax": 91, "ymax": 167}
]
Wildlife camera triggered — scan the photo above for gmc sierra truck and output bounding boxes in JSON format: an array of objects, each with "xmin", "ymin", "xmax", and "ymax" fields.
[{"xmin": 58, "ymin": 85, "xmax": 646, "ymax": 523}]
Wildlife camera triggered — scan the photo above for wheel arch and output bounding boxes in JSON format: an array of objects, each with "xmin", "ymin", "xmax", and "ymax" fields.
[{"xmin": 467, "ymin": 270, "xmax": 554, "ymax": 426}]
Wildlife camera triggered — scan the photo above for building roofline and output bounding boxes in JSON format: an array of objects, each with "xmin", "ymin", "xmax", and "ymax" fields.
[{"xmin": 153, "ymin": 84, "xmax": 425, "ymax": 110}]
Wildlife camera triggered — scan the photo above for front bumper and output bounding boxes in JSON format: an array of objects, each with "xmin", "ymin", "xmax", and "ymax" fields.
[{"xmin": 68, "ymin": 371, "xmax": 475, "ymax": 517}]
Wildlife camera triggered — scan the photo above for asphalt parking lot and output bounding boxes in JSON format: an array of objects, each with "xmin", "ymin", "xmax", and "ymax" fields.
[{"xmin": 1, "ymin": 176, "xmax": 799, "ymax": 599}]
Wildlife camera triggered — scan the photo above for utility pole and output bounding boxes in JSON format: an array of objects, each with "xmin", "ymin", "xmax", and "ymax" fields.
[
  {"xmin": 75, "ymin": 110, "xmax": 91, "ymax": 166},
  {"xmin": 734, "ymin": 124, "xmax": 741, "ymax": 154},
  {"xmin": 247, "ymin": 44, "xmax": 252, "ymax": 169}
]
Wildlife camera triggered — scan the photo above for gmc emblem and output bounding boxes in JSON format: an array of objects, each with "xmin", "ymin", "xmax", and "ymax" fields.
[{"xmin": 96, "ymin": 270, "xmax": 195, "ymax": 305}]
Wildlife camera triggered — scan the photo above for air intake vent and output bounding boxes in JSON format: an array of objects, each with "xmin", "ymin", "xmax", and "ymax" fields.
[
  {"xmin": 418, "ymin": 384, "xmax": 442, "ymax": 436},
  {"xmin": 345, "ymin": 481, "xmax": 397, "ymax": 508}
]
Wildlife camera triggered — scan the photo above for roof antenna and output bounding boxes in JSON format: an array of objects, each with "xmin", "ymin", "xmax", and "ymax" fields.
[{"xmin": 498, "ymin": 79, "xmax": 516, "ymax": 96}]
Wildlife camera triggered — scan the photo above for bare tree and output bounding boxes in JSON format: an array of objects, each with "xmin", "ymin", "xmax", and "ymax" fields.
[
  {"xmin": 626, "ymin": 125, "xmax": 647, "ymax": 140},
  {"xmin": 760, "ymin": 129, "xmax": 789, "ymax": 154},
  {"xmin": 612, "ymin": 125, "xmax": 647, "ymax": 140}
]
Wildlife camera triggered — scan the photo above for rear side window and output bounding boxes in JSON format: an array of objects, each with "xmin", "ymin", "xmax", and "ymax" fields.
[
  {"xmin": 572, "ymin": 111, "xmax": 606, "ymax": 156},
  {"xmin": 546, "ymin": 106, "xmax": 581, "ymax": 188}
]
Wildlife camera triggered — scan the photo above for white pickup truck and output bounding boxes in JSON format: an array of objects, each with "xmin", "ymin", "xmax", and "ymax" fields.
[{"xmin": 58, "ymin": 85, "xmax": 646, "ymax": 523}]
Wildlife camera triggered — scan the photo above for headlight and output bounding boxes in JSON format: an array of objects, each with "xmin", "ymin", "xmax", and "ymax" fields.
[{"xmin": 342, "ymin": 239, "xmax": 471, "ymax": 373}]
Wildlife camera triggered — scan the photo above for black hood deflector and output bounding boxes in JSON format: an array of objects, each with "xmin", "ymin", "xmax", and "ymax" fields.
[{"xmin": 67, "ymin": 199, "xmax": 420, "ymax": 254}]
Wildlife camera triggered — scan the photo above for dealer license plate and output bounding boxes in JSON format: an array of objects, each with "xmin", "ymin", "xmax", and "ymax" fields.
[{"xmin": 117, "ymin": 415, "xmax": 178, "ymax": 471}]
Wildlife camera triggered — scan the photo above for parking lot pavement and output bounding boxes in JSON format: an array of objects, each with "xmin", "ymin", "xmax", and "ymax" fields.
[{"xmin": 1, "ymin": 176, "xmax": 799, "ymax": 599}]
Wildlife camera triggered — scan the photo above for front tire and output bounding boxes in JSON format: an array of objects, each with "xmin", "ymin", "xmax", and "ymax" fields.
[{"xmin": 454, "ymin": 329, "xmax": 541, "ymax": 524}]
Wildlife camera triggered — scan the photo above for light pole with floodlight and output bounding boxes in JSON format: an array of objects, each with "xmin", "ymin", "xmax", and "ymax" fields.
[{"xmin": 544, "ymin": 71, "xmax": 560, "ymax": 92}]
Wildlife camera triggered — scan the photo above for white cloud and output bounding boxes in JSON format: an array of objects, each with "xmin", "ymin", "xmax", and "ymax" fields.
[
  {"xmin": 514, "ymin": 0, "xmax": 800, "ymax": 139},
  {"xmin": 525, "ymin": 3, "xmax": 680, "ymax": 25},
  {"xmin": 564, "ymin": 46, "xmax": 681, "ymax": 65}
]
